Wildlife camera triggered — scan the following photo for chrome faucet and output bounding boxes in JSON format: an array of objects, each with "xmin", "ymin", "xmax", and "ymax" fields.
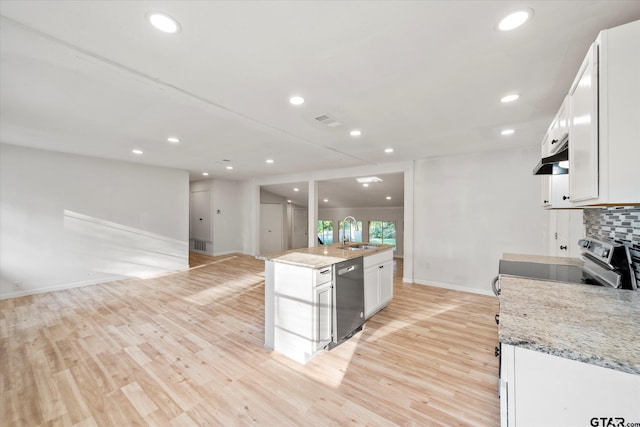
[{"xmin": 342, "ymin": 216, "xmax": 359, "ymax": 244}]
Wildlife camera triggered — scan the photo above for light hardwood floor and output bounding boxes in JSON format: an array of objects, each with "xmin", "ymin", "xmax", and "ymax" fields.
[{"xmin": 1, "ymin": 253, "xmax": 500, "ymax": 426}]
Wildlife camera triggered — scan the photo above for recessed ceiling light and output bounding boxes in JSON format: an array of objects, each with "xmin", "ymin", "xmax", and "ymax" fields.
[
  {"xmin": 386, "ymin": 196, "xmax": 392, "ymax": 200},
  {"xmin": 501, "ymin": 93, "xmax": 520, "ymax": 103},
  {"xmin": 289, "ymin": 96, "xmax": 304, "ymax": 105},
  {"xmin": 356, "ymin": 176, "xmax": 383, "ymax": 184},
  {"xmin": 362, "ymin": 183, "xmax": 369, "ymax": 187},
  {"xmin": 293, "ymin": 188, "xmax": 299, "ymax": 192},
  {"xmin": 498, "ymin": 10, "xmax": 533, "ymax": 31},
  {"xmin": 202, "ymin": 172, "xmax": 209, "ymax": 176},
  {"xmin": 501, "ymin": 129, "xmax": 515, "ymax": 136},
  {"xmin": 384, "ymin": 148, "xmax": 394, "ymax": 153},
  {"xmin": 132, "ymin": 149, "xmax": 143, "ymax": 155},
  {"xmin": 167, "ymin": 137, "xmax": 180, "ymax": 143},
  {"xmin": 323, "ymin": 199, "xmax": 329, "ymax": 203},
  {"xmin": 266, "ymin": 159, "xmax": 274, "ymax": 164},
  {"xmin": 287, "ymin": 200, "xmax": 292, "ymax": 203},
  {"xmin": 226, "ymin": 165, "xmax": 233, "ymax": 170},
  {"xmin": 350, "ymin": 130, "xmax": 362, "ymax": 137},
  {"xmin": 147, "ymin": 12, "xmax": 181, "ymax": 34}
]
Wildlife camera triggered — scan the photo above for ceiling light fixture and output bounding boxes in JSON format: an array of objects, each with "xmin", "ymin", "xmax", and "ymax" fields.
[
  {"xmin": 293, "ymin": 188, "xmax": 299, "ymax": 192},
  {"xmin": 167, "ymin": 137, "xmax": 180, "ymax": 143},
  {"xmin": 202, "ymin": 172, "xmax": 209, "ymax": 176},
  {"xmin": 386, "ymin": 196, "xmax": 392, "ymax": 200},
  {"xmin": 356, "ymin": 176, "xmax": 383, "ymax": 184},
  {"xmin": 323, "ymin": 199, "xmax": 329, "ymax": 203},
  {"xmin": 501, "ymin": 129, "xmax": 515, "ymax": 136},
  {"xmin": 350, "ymin": 130, "xmax": 362, "ymax": 137},
  {"xmin": 501, "ymin": 93, "xmax": 520, "ymax": 103},
  {"xmin": 226, "ymin": 165, "xmax": 233, "ymax": 170},
  {"xmin": 147, "ymin": 12, "xmax": 181, "ymax": 34},
  {"xmin": 498, "ymin": 9, "xmax": 533, "ymax": 31},
  {"xmin": 362, "ymin": 183, "xmax": 369, "ymax": 187},
  {"xmin": 266, "ymin": 159, "xmax": 274, "ymax": 164},
  {"xmin": 287, "ymin": 200, "xmax": 292, "ymax": 203},
  {"xmin": 289, "ymin": 96, "xmax": 304, "ymax": 105},
  {"xmin": 132, "ymin": 149, "xmax": 143, "ymax": 155},
  {"xmin": 384, "ymin": 148, "xmax": 394, "ymax": 153}
]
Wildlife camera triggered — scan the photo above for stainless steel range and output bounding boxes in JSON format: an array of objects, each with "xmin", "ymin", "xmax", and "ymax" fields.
[{"xmin": 492, "ymin": 238, "xmax": 637, "ymax": 296}]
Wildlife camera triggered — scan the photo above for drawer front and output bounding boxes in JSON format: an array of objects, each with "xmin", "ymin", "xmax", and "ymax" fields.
[
  {"xmin": 363, "ymin": 249, "xmax": 393, "ymax": 269},
  {"xmin": 315, "ymin": 267, "xmax": 333, "ymax": 286}
]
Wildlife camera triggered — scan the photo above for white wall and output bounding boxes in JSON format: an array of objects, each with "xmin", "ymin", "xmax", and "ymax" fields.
[
  {"xmin": 190, "ymin": 178, "xmax": 244, "ymax": 255},
  {"xmin": 318, "ymin": 207, "xmax": 404, "ymax": 257},
  {"xmin": 0, "ymin": 144, "xmax": 189, "ymax": 299},
  {"xmin": 413, "ymin": 146, "xmax": 549, "ymax": 295}
]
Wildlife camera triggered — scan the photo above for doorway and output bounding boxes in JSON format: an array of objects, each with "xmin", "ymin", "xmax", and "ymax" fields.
[{"xmin": 260, "ymin": 203, "xmax": 284, "ymax": 255}]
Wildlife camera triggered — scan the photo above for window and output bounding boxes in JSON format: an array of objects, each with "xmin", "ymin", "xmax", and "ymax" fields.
[
  {"xmin": 317, "ymin": 220, "xmax": 334, "ymax": 245},
  {"xmin": 338, "ymin": 220, "xmax": 363, "ymax": 243},
  {"xmin": 369, "ymin": 221, "xmax": 396, "ymax": 250}
]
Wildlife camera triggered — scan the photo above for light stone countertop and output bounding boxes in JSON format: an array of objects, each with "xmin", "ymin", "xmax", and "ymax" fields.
[
  {"xmin": 502, "ymin": 253, "xmax": 584, "ymax": 267},
  {"xmin": 256, "ymin": 243, "xmax": 395, "ymax": 269},
  {"xmin": 499, "ymin": 275, "xmax": 640, "ymax": 375}
]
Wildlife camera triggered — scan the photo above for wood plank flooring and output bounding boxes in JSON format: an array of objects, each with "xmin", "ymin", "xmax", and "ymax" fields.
[{"xmin": 1, "ymin": 253, "xmax": 500, "ymax": 426}]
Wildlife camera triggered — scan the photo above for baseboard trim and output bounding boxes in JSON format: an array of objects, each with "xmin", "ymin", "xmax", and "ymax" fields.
[
  {"xmin": 0, "ymin": 263, "xmax": 191, "ymax": 300},
  {"xmin": 0, "ymin": 275, "xmax": 124, "ymax": 300},
  {"xmin": 412, "ymin": 278, "xmax": 495, "ymax": 297}
]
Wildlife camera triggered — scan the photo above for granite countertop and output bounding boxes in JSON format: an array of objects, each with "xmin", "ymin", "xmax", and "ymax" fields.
[
  {"xmin": 502, "ymin": 253, "xmax": 584, "ymax": 267},
  {"xmin": 256, "ymin": 243, "xmax": 395, "ymax": 269},
  {"xmin": 499, "ymin": 275, "xmax": 640, "ymax": 375}
]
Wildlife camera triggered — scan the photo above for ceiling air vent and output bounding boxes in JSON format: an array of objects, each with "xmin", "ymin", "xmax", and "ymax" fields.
[{"xmin": 314, "ymin": 114, "xmax": 342, "ymax": 128}]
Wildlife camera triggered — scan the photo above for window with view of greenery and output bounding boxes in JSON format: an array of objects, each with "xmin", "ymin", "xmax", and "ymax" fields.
[
  {"xmin": 317, "ymin": 220, "xmax": 334, "ymax": 244},
  {"xmin": 338, "ymin": 221, "xmax": 363, "ymax": 243},
  {"xmin": 369, "ymin": 221, "xmax": 396, "ymax": 250}
]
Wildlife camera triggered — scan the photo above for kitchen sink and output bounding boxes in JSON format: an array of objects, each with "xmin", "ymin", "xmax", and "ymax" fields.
[{"xmin": 338, "ymin": 244, "xmax": 379, "ymax": 251}]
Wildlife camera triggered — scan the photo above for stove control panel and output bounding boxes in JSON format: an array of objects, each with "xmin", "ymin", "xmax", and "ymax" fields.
[{"xmin": 579, "ymin": 238, "xmax": 621, "ymax": 266}]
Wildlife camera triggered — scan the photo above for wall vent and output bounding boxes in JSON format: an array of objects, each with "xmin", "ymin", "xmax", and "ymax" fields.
[
  {"xmin": 314, "ymin": 114, "xmax": 342, "ymax": 128},
  {"xmin": 193, "ymin": 239, "xmax": 207, "ymax": 252}
]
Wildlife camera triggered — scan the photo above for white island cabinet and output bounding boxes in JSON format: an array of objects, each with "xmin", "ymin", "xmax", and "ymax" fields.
[
  {"xmin": 271, "ymin": 262, "xmax": 333, "ymax": 364},
  {"xmin": 500, "ymin": 344, "xmax": 640, "ymax": 427},
  {"xmin": 364, "ymin": 249, "xmax": 393, "ymax": 318}
]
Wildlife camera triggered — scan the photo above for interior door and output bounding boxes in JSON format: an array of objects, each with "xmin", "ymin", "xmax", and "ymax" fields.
[
  {"xmin": 292, "ymin": 208, "xmax": 308, "ymax": 249},
  {"xmin": 190, "ymin": 190, "xmax": 211, "ymax": 241},
  {"xmin": 260, "ymin": 203, "xmax": 283, "ymax": 255}
]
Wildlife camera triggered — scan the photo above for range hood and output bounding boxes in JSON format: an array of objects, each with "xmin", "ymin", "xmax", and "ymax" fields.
[{"xmin": 533, "ymin": 142, "xmax": 569, "ymax": 175}]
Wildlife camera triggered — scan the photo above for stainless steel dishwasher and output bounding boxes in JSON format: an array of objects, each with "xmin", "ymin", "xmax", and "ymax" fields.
[{"xmin": 330, "ymin": 257, "xmax": 365, "ymax": 348}]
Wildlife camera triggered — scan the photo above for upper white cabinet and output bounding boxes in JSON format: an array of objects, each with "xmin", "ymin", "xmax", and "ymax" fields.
[
  {"xmin": 568, "ymin": 43, "xmax": 599, "ymax": 202},
  {"xmin": 569, "ymin": 20, "xmax": 640, "ymax": 205}
]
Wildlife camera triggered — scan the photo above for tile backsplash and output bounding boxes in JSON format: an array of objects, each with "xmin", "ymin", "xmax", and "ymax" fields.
[{"xmin": 583, "ymin": 206, "xmax": 640, "ymax": 286}]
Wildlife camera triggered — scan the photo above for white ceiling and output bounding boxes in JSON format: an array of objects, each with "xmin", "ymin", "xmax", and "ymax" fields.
[
  {"xmin": 1, "ymin": 1, "xmax": 640, "ymax": 182},
  {"xmin": 261, "ymin": 172, "xmax": 404, "ymax": 208}
]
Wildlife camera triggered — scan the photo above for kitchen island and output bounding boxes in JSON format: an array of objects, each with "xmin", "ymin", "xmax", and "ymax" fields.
[
  {"xmin": 258, "ymin": 243, "xmax": 394, "ymax": 363},
  {"xmin": 498, "ymin": 274, "xmax": 640, "ymax": 427}
]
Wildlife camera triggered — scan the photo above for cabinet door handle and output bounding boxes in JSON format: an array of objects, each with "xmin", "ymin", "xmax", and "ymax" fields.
[
  {"xmin": 562, "ymin": 195, "xmax": 570, "ymax": 200},
  {"xmin": 379, "ymin": 265, "xmax": 384, "ymax": 269},
  {"xmin": 560, "ymin": 245, "xmax": 567, "ymax": 250},
  {"xmin": 320, "ymin": 269, "xmax": 330, "ymax": 275},
  {"xmin": 543, "ymin": 200, "xmax": 549, "ymax": 204},
  {"xmin": 551, "ymin": 139, "xmax": 559, "ymax": 144}
]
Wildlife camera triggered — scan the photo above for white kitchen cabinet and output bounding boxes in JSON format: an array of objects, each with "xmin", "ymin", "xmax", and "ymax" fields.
[
  {"xmin": 273, "ymin": 262, "xmax": 333, "ymax": 364},
  {"xmin": 363, "ymin": 249, "xmax": 393, "ymax": 318},
  {"xmin": 500, "ymin": 344, "xmax": 640, "ymax": 427},
  {"xmin": 541, "ymin": 176, "xmax": 551, "ymax": 208},
  {"xmin": 569, "ymin": 20, "xmax": 640, "ymax": 205},
  {"xmin": 548, "ymin": 96, "xmax": 569, "ymax": 155}
]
